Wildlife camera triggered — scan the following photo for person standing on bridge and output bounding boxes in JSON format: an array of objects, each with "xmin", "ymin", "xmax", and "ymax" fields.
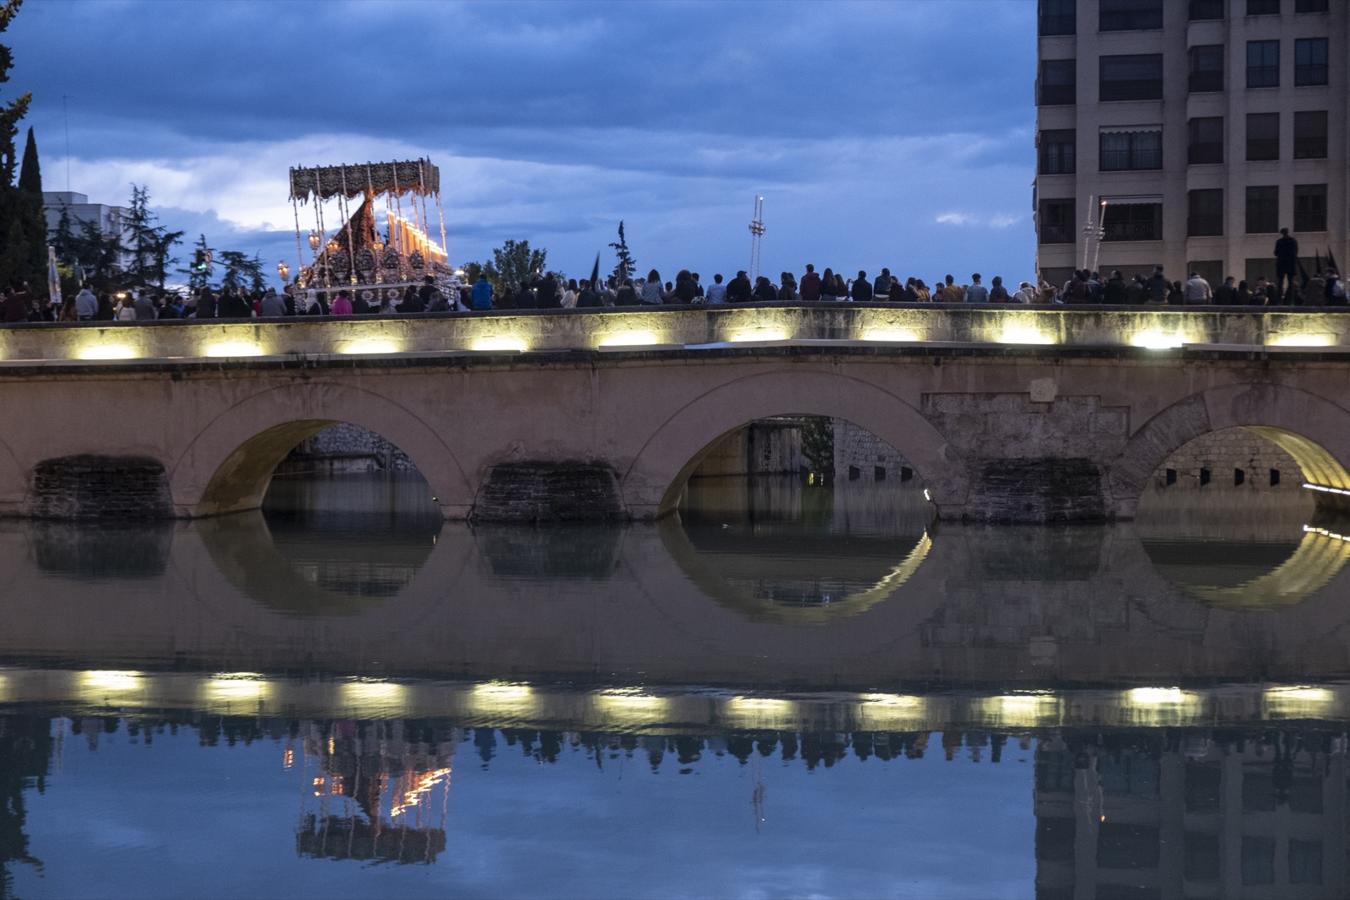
[
  {"xmin": 1183, "ymin": 271, "xmax": 1213, "ymax": 305},
  {"xmin": 964, "ymin": 274, "xmax": 989, "ymax": 303},
  {"xmin": 705, "ymin": 274, "xmax": 727, "ymax": 305},
  {"xmin": 470, "ymin": 274, "xmax": 493, "ymax": 311},
  {"xmin": 799, "ymin": 264, "xmax": 822, "ymax": 302},
  {"xmin": 851, "ymin": 271, "xmax": 873, "ymax": 302},
  {"xmin": 1275, "ymin": 228, "xmax": 1299, "ymax": 304}
]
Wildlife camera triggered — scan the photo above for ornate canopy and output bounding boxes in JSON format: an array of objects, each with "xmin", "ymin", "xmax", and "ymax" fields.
[{"xmin": 289, "ymin": 159, "xmax": 440, "ymax": 203}]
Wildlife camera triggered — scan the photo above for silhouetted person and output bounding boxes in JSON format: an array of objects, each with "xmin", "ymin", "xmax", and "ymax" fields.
[{"xmin": 1275, "ymin": 228, "xmax": 1299, "ymax": 303}]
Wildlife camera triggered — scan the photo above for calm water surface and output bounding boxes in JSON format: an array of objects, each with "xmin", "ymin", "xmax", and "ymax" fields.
[{"xmin": 3, "ymin": 473, "xmax": 1350, "ymax": 898}]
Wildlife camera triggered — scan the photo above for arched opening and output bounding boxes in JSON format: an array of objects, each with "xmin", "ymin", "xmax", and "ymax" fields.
[
  {"xmin": 196, "ymin": 422, "xmax": 444, "ymax": 612},
  {"xmin": 1135, "ymin": 426, "xmax": 1350, "ymax": 608},
  {"xmin": 667, "ymin": 415, "xmax": 936, "ymax": 621}
]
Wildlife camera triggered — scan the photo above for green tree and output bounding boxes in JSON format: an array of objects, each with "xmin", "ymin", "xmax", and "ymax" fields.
[
  {"xmin": 609, "ymin": 220, "xmax": 635, "ymax": 284},
  {"xmin": 14, "ymin": 126, "xmax": 41, "ymax": 286},
  {"xmin": 484, "ymin": 239, "xmax": 546, "ymax": 295},
  {"xmin": 0, "ymin": 0, "xmax": 33, "ymax": 290},
  {"xmin": 217, "ymin": 249, "xmax": 264, "ymax": 292},
  {"xmin": 180, "ymin": 233, "xmax": 213, "ymax": 292},
  {"xmin": 800, "ymin": 416, "xmax": 835, "ymax": 478},
  {"xmin": 68, "ymin": 217, "xmax": 124, "ymax": 289},
  {"xmin": 122, "ymin": 184, "xmax": 182, "ymax": 290}
]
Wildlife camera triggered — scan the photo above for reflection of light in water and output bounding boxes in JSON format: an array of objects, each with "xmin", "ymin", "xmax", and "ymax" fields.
[
  {"xmin": 340, "ymin": 679, "xmax": 408, "ymax": 710},
  {"xmin": 595, "ymin": 689, "xmax": 671, "ymax": 721},
  {"xmin": 722, "ymin": 696, "xmax": 798, "ymax": 730},
  {"xmin": 390, "ymin": 767, "xmax": 452, "ymax": 818},
  {"xmin": 1264, "ymin": 685, "xmax": 1338, "ymax": 718},
  {"xmin": 1120, "ymin": 687, "xmax": 1205, "ymax": 726},
  {"xmin": 974, "ymin": 693, "xmax": 1061, "ymax": 728},
  {"xmin": 203, "ymin": 674, "xmax": 270, "ymax": 703},
  {"xmin": 79, "ymin": 670, "xmax": 144, "ymax": 696},
  {"xmin": 468, "ymin": 681, "xmax": 538, "ymax": 718}
]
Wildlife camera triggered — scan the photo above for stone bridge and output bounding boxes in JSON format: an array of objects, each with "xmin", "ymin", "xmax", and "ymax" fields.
[{"xmin": 2, "ymin": 304, "xmax": 1350, "ymax": 523}]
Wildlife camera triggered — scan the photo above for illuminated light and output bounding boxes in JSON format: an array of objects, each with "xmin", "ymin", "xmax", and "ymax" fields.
[
  {"xmin": 597, "ymin": 330, "xmax": 664, "ymax": 348},
  {"xmin": 76, "ymin": 343, "xmax": 138, "ymax": 361},
  {"xmin": 726, "ymin": 696, "xmax": 795, "ymax": 713},
  {"xmin": 595, "ymin": 688, "xmax": 670, "ymax": 715},
  {"xmin": 203, "ymin": 340, "xmax": 264, "ymax": 358},
  {"xmin": 203, "ymin": 674, "xmax": 269, "ymax": 702},
  {"xmin": 283, "ymin": 748, "xmax": 295, "ymax": 770},
  {"xmin": 337, "ymin": 337, "xmax": 401, "ymax": 355},
  {"xmin": 0, "ymin": 673, "xmax": 7, "ymax": 702},
  {"xmin": 861, "ymin": 328, "xmax": 922, "ymax": 343},
  {"xmin": 1129, "ymin": 331, "xmax": 1187, "ymax": 350},
  {"xmin": 1303, "ymin": 483, "xmax": 1350, "ymax": 497},
  {"xmin": 467, "ymin": 680, "xmax": 537, "ymax": 718},
  {"xmin": 859, "ymin": 693, "xmax": 924, "ymax": 708},
  {"xmin": 1304, "ymin": 524, "xmax": 1350, "ymax": 542},
  {"xmin": 468, "ymin": 335, "xmax": 528, "ymax": 353},
  {"xmin": 975, "ymin": 693, "xmax": 1061, "ymax": 727},
  {"xmin": 1266, "ymin": 686, "xmax": 1335, "ymax": 703},
  {"xmin": 79, "ymin": 670, "xmax": 144, "ymax": 694},
  {"xmin": 340, "ymin": 679, "xmax": 407, "ymax": 706},
  {"xmin": 390, "ymin": 767, "xmax": 452, "ymax": 818},
  {"xmin": 1268, "ymin": 333, "xmax": 1335, "ymax": 348},
  {"xmin": 728, "ymin": 327, "xmax": 790, "ymax": 343},
  {"xmin": 1265, "ymin": 685, "xmax": 1338, "ymax": 718},
  {"xmin": 996, "ymin": 324, "xmax": 1055, "ymax": 345},
  {"xmin": 1125, "ymin": 687, "xmax": 1187, "ymax": 706},
  {"xmin": 923, "ymin": 488, "xmax": 932, "ymax": 502}
]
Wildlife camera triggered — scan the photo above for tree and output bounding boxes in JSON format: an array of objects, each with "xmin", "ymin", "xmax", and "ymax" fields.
[
  {"xmin": 217, "ymin": 250, "xmax": 263, "ymax": 292},
  {"xmin": 68, "ymin": 217, "xmax": 124, "ymax": 289},
  {"xmin": 609, "ymin": 220, "xmax": 636, "ymax": 284},
  {"xmin": 0, "ymin": 0, "xmax": 34, "ymax": 290},
  {"xmin": 484, "ymin": 239, "xmax": 546, "ymax": 296},
  {"xmin": 122, "ymin": 184, "xmax": 182, "ymax": 290},
  {"xmin": 0, "ymin": 1, "xmax": 30, "ymax": 191},
  {"xmin": 180, "ymin": 233, "xmax": 214, "ymax": 292}
]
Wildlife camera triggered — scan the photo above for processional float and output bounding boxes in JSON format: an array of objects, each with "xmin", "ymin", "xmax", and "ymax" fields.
[{"xmin": 287, "ymin": 158, "xmax": 460, "ymax": 306}]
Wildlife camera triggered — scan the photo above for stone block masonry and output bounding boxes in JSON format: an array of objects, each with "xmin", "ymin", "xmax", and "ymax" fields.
[
  {"xmin": 29, "ymin": 456, "xmax": 172, "ymax": 519},
  {"xmin": 1151, "ymin": 428, "xmax": 1301, "ymax": 492},
  {"xmin": 284, "ymin": 423, "xmax": 416, "ymax": 473},
  {"xmin": 472, "ymin": 462, "xmax": 625, "ymax": 523}
]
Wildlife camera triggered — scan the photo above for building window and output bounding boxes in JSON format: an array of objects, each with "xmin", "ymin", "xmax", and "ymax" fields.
[
  {"xmin": 1242, "ymin": 837, "xmax": 1276, "ymax": 886},
  {"xmin": 1190, "ymin": 0, "xmax": 1225, "ymax": 18},
  {"xmin": 1098, "ymin": 824, "xmax": 1161, "ymax": 870},
  {"xmin": 1247, "ymin": 41, "xmax": 1280, "ymax": 88},
  {"xmin": 1246, "ymin": 112, "xmax": 1280, "ymax": 160},
  {"xmin": 1189, "ymin": 260, "xmax": 1225, "ymax": 288},
  {"xmin": 1039, "ymin": 59, "xmax": 1077, "ymax": 105},
  {"xmin": 1246, "ymin": 186, "xmax": 1279, "ymax": 234},
  {"xmin": 1100, "ymin": 129, "xmax": 1162, "ymax": 171},
  {"xmin": 1039, "ymin": 130, "xmax": 1076, "ymax": 174},
  {"xmin": 1039, "ymin": 199, "xmax": 1075, "ymax": 244},
  {"xmin": 1039, "ymin": 0, "xmax": 1076, "ymax": 35},
  {"xmin": 1188, "ymin": 116, "xmax": 1224, "ymax": 164},
  {"xmin": 1100, "ymin": 0, "xmax": 1163, "ymax": 31},
  {"xmin": 1248, "ymin": 0, "xmax": 1281, "ymax": 12},
  {"xmin": 1296, "ymin": 0, "xmax": 1329, "ymax": 11},
  {"xmin": 1101, "ymin": 54, "xmax": 1164, "ymax": 101},
  {"xmin": 1188, "ymin": 45, "xmax": 1225, "ymax": 92},
  {"xmin": 1188, "ymin": 189, "xmax": 1224, "ymax": 236},
  {"xmin": 1295, "ymin": 183, "xmax": 1327, "ymax": 232},
  {"xmin": 1103, "ymin": 202, "xmax": 1162, "ymax": 241},
  {"xmin": 1294, "ymin": 110, "xmax": 1328, "ymax": 158},
  {"xmin": 1289, "ymin": 840, "xmax": 1323, "ymax": 886},
  {"xmin": 1295, "ymin": 38, "xmax": 1329, "ymax": 86},
  {"xmin": 1186, "ymin": 833, "xmax": 1221, "ymax": 882}
]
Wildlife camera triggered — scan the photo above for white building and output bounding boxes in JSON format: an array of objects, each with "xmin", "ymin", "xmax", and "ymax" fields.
[
  {"xmin": 1034, "ymin": 0, "xmax": 1349, "ymax": 289},
  {"xmin": 42, "ymin": 190, "xmax": 135, "ymax": 270}
]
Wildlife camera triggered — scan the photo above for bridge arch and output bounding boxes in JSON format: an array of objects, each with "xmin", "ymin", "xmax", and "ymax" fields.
[
  {"xmin": 1109, "ymin": 383, "xmax": 1350, "ymax": 517},
  {"xmin": 0, "ymin": 431, "xmax": 24, "ymax": 515},
  {"xmin": 619, "ymin": 369, "xmax": 966, "ymax": 519},
  {"xmin": 168, "ymin": 382, "xmax": 474, "ymax": 518}
]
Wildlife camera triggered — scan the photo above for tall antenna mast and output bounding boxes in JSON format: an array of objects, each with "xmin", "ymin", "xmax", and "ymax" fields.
[
  {"xmin": 62, "ymin": 94, "xmax": 72, "ymax": 192},
  {"xmin": 748, "ymin": 195, "xmax": 765, "ymax": 280}
]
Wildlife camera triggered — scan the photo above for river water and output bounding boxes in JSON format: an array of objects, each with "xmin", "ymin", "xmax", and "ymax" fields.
[{"xmin": 2, "ymin": 472, "xmax": 1349, "ymax": 898}]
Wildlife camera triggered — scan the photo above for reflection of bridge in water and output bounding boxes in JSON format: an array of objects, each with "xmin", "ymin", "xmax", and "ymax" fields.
[{"xmin": 3, "ymin": 505, "xmax": 1350, "ymax": 687}]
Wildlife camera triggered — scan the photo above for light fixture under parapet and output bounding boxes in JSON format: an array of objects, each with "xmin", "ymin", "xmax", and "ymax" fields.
[
  {"xmin": 1263, "ymin": 685, "xmax": 1338, "ymax": 720},
  {"xmin": 728, "ymin": 327, "xmax": 790, "ymax": 343},
  {"xmin": 203, "ymin": 674, "xmax": 271, "ymax": 703},
  {"xmin": 861, "ymin": 327, "xmax": 922, "ymax": 343},
  {"xmin": 79, "ymin": 669, "xmax": 144, "ymax": 697},
  {"xmin": 995, "ymin": 324, "xmax": 1056, "ymax": 346},
  {"xmin": 1129, "ymin": 330, "xmax": 1188, "ymax": 350},
  {"xmin": 1268, "ymin": 332, "xmax": 1336, "ymax": 348},
  {"xmin": 76, "ymin": 343, "xmax": 139, "ymax": 361},
  {"xmin": 596, "ymin": 329, "xmax": 666, "ymax": 349},
  {"xmin": 594, "ymin": 688, "xmax": 671, "ymax": 719},
  {"xmin": 975, "ymin": 692, "xmax": 1061, "ymax": 727},
  {"xmin": 339, "ymin": 678, "xmax": 407, "ymax": 708},
  {"xmin": 467, "ymin": 680, "xmax": 536, "ymax": 716},
  {"xmin": 337, "ymin": 337, "xmax": 401, "ymax": 355},
  {"xmin": 203, "ymin": 339, "xmax": 264, "ymax": 358},
  {"xmin": 468, "ymin": 335, "xmax": 528, "ymax": 353},
  {"xmin": 1303, "ymin": 483, "xmax": 1350, "ymax": 497},
  {"xmin": 1125, "ymin": 687, "xmax": 1188, "ymax": 706}
]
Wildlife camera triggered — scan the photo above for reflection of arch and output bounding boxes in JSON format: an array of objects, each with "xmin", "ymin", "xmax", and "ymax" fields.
[
  {"xmin": 1143, "ymin": 526, "xmax": 1350, "ymax": 610},
  {"xmin": 620, "ymin": 370, "xmax": 965, "ymax": 519},
  {"xmin": 0, "ymin": 431, "xmax": 24, "ymax": 513},
  {"xmin": 1110, "ymin": 384, "xmax": 1350, "ymax": 517},
  {"xmin": 167, "ymin": 382, "xmax": 473, "ymax": 518},
  {"xmin": 658, "ymin": 517, "xmax": 933, "ymax": 624}
]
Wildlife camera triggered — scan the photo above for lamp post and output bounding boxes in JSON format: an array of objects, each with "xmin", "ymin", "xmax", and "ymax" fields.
[
  {"xmin": 371, "ymin": 234, "xmax": 385, "ymax": 283},
  {"xmin": 277, "ymin": 260, "xmax": 290, "ymax": 283}
]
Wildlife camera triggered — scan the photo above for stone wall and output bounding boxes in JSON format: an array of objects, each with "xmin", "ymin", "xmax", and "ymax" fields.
[
  {"xmin": 283, "ymin": 423, "xmax": 416, "ymax": 474},
  {"xmin": 472, "ymin": 462, "xmax": 624, "ymax": 523},
  {"xmin": 833, "ymin": 420, "xmax": 916, "ymax": 484},
  {"xmin": 694, "ymin": 420, "xmax": 806, "ymax": 478},
  {"xmin": 29, "ymin": 455, "xmax": 172, "ymax": 519},
  {"xmin": 1149, "ymin": 427, "xmax": 1301, "ymax": 492}
]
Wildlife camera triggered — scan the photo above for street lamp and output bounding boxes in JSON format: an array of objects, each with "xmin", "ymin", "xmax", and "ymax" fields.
[
  {"xmin": 307, "ymin": 230, "xmax": 321, "ymax": 254},
  {"xmin": 277, "ymin": 260, "xmax": 290, "ymax": 282}
]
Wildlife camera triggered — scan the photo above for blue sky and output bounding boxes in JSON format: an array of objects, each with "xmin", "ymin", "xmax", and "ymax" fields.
[{"xmin": 15, "ymin": 0, "xmax": 1038, "ymax": 285}]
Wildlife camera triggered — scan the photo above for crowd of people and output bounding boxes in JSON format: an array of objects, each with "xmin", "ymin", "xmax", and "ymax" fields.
[{"xmin": 4, "ymin": 230, "xmax": 1343, "ymax": 323}]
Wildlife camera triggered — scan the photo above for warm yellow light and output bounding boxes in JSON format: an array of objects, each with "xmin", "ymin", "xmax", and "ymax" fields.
[
  {"xmin": 341, "ymin": 679, "xmax": 407, "ymax": 707},
  {"xmin": 1130, "ymin": 331, "xmax": 1187, "ymax": 350},
  {"xmin": 1268, "ymin": 333, "xmax": 1335, "ymax": 348},
  {"xmin": 727, "ymin": 696, "xmax": 795, "ymax": 713},
  {"xmin": 728, "ymin": 327, "xmax": 790, "ymax": 343},
  {"xmin": 1125, "ymin": 687, "xmax": 1187, "ymax": 706},
  {"xmin": 597, "ymin": 330, "xmax": 664, "ymax": 348},
  {"xmin": 204, "ymin": 675, "xmax": 269, "ymax": 702},
  {"xmin": 469, "ymin": 335, "xmax": 528, "ymax": 352},
  {"xmin": 595, "ymin": 688, "xmax": 671, "ymax": 716},
  {"xmin": 861, "ymin": 328, "xmax": 922, "ymax": 343},
  {"xmin": 76, "ymin": 343, "xmax": 138, "ymax": 361},
  {"xmin": 80, "ymin": 670, "xmax": 144, "ymax": 693},
  {"xmin": 976, "ymin": 693, "xmax": 1061, "ymax": 727},
  {"xmin": 338, "ymin": 337, "xmax": 401, "ymax": 355},
  {"xmin": 996, "ymin": 325, "xmax": 1055, "ymax": 346},
  {"xmin": 1264, "ymin": 685, "xmax": 1336, "ymax": 717},
  {"xmin": 467, "ymin": 680, "xmax": 537, "ymax": 718},
  {"xmin": 859, "ymin": 693, "xmax": 924, "ymax": 708},
  {"xmin": 203, "ymin": 340, "xmax": 264, "ymax": 358},
  {"xmin": 0, "ymin": 673, "xmax": 7, "ymax": 702}
]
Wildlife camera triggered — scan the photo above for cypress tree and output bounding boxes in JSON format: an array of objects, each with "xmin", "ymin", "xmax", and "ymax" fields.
[
  {"xmin": 15, "ymin": 125, "xmax": 43, "ymax": 287},
  {"xmin": 0, "ymin": 0, "xmax": 34, "ymax": 289}
]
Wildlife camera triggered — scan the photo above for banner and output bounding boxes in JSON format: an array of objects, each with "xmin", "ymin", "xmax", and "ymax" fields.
[{"xmin": 47, "ymin": 245, "xmax": 62, "ymax": 307}]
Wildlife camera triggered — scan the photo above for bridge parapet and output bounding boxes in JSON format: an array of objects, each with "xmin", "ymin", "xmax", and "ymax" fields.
[{"xmin": 1, "ymin": 303, "xmax": 1347, "ymax": 363}]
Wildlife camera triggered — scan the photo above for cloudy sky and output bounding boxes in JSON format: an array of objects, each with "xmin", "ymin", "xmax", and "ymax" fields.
[{"xmin": 15, "ymin": 0, "xmax": 1037, "ymax": 285}]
